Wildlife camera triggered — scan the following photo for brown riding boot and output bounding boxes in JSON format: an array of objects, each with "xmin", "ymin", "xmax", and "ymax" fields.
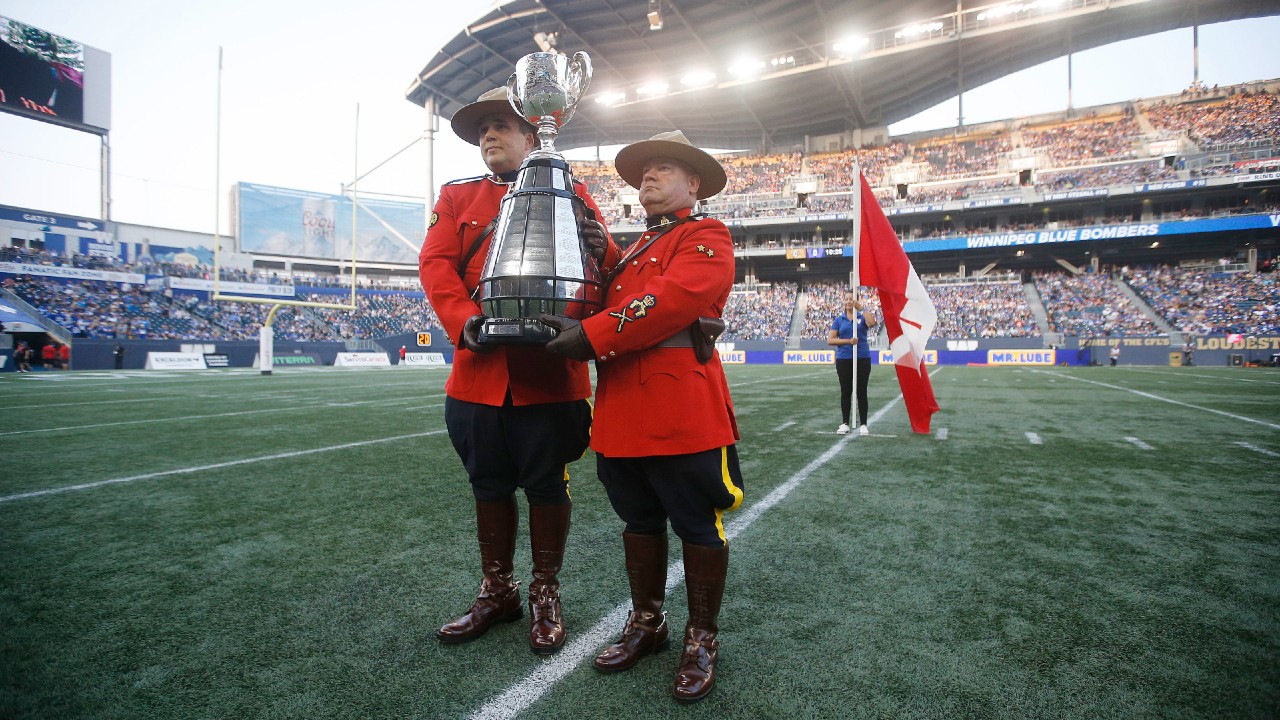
[
  {"xmin": 672, "ymin": 541, "xmax": 728, "ymax": 702},
  {"xmin": 528, "ymin": 502, "xmax": 572, "ymax": 655},
  {"xmin": 593, "ymin": 531, "xmax": 670, "ymax": 672},
  {"xmin": 437, "ymin": 497, "xmax": 522, "ymax": 644}
]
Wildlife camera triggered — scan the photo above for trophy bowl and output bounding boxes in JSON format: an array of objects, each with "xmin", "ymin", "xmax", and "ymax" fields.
[{"xmin": 506, "ymin": 51, "xmax": 592, "ymax": 156}]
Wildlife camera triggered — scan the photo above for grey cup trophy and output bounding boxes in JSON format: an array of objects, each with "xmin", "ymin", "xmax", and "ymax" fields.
[{"xmin": 475, "ymin": 51, "xmax": 602, "ymax": 344}]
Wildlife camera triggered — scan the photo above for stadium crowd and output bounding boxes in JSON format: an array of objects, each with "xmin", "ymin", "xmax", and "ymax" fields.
[
  {"xmin": 1125, "ymin": 265, "xmax": 1280, "ymax": 335},
  {"xmin": 568, "ymin": 84, "xmax": 1277, "ymax": 231},
  {"xmin": 6, "ymin": 260, "xmax": 1278, "ymax": 343}
]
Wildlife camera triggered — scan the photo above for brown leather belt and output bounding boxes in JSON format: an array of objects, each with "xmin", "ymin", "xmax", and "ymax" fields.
[{"xmin": 655, "ymin": 330, "xmax": 694, "ymax": 347}]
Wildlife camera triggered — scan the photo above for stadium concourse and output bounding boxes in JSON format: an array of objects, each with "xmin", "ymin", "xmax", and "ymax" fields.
[{"xmin": 2, "ymin": 82, "xmax": 1280, "ymax": 371}]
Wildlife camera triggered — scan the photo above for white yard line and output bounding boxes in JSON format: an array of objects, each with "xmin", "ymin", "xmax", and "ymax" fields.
[
  {"xmin": 1028, "ymin": 369, "xmax": 1280, "ymax": 431},
  {"xmin": 1125, "ymin": 436, "xmax": 1154, "ymax": 451},
  {"xmin": 1235, "ymin": 441, "xmax": 1280, "ymax": 458},
  {"xmin": 0, "ymin": 404, "xmax": 332, "ymax": 437},
  {"xmin": 0, "ymin": 430, "xmax": 446, "ymax": 503},
  {"xmin": 1026, "ymin": 432, "xmax": 1043, "ymax": 445}
]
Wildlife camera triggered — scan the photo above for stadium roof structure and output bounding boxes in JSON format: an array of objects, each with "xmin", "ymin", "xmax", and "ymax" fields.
[{"xmin": 406, "ymin": 0, "xmax": 1280, "ymax": 152}]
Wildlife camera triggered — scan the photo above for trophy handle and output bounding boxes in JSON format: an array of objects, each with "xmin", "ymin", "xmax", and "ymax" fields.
[
  {"xmin": 568, "ymin": 52, "xmax": 593, "ymax": 101},
  {"xmin": 505, "ymin": 71, "xmax": 523, "ymax": 118}
]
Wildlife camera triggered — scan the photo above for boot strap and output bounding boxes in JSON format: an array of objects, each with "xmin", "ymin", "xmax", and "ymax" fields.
[{"xmin": 624, "ymin": 609, "xmax": 665, "ymax": 634}]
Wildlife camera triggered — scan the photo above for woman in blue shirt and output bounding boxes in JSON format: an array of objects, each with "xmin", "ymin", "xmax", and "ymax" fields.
[{"xmin": 827, "ymin": 290, "xmax": 877, "ymax": 436}]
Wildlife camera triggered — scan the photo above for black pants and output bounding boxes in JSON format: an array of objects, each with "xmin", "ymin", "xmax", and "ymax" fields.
[
  {"xmin": 444, "ymin": 396, "xmax": 591, "ymax": 505},
  {"xmin": 836, "ymin": 358, "xmax": 871, "ymax": 426},
  {"xmin": 596, "ymin": 446, "xmax": 744, "ymax": 547}
]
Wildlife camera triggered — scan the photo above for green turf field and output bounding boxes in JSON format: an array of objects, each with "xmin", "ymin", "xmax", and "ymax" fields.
[{"xmin": 2, "ymin": 364, "xmax": 1278, "ymax": 719}]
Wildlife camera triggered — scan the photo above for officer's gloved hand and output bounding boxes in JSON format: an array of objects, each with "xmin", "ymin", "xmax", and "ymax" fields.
[
  {"xmin": 460, "ymin": 314, "xmax": 493, "ymax": 353},
  {"xmin": 580, "ymin": 217, "xmax": 608, "ymax": 261},
  {"xmin": 539, "ymin": 314, "xmax": 595, "ymax": 361}
]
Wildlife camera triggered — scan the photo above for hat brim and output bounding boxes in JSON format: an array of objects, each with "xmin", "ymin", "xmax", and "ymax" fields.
[
  {"xmin": 449, "ymin": 100, "xmax": 534, "ymax": 146},
  {"xmin": 614, "ymin": 140, "xmax": 727, "ymax": 200}
]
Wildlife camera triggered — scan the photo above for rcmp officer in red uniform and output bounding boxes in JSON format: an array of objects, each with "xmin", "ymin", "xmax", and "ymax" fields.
[
  {"xmin": 541, "ymin": 131, "xmax": 742, "ymax": 702},
  {"xmin": 418, "ymin": 87, "xmax": 616, "ymax": 655}
]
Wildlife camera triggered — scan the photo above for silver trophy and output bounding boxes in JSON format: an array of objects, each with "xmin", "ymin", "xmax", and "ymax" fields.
[{"xmin": 476, "ymin": 51, "xmax": 601, "ymax": 344}]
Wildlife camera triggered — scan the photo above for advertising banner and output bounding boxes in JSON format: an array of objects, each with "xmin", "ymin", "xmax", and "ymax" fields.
[
  {"xmin": 877, "ymin": 349, "xmax": 938, "ymax": 365},
  {"xmin": 144, "ymin": 352, "xmax": 206, "ymax": 370},
  {"xmin": 718, "ymin": 349, "xmax": 746, "ymax": 364},
  {"xmin": 334, "ymin": 352, "xmax": 391, "ymax": 367},
  {"xmin": 237, "ymin": 182, "xmax": 423, "ymax": 264},
  {"xmin": 404, "ymin": 353, "xmax": 447, "ymax": 366},
  {"xmin": 783, "ymin": 350, "xmax": 834, "ymax": 364},
  {"xmin": 987, "ymin": 349, "xmax": 1056, "ymax": 365},
  {"xmin": 169, "ymin": 277, "xmax": 295, "ymax": 298},
  {"xmin": 0, "ymin": 261, "xmax": 144, "ymax": 284}
]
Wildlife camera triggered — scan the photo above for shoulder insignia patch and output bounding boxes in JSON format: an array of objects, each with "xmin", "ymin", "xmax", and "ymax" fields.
[
  {"xmin": 608, "ymin": 293, "xmax": 657, "ymax": 333},
  {"xmin": 429, "ymin": 212, "xmax": 439, "ymax": 229},
  {"xmin": 695, "ymin": 244, "xmax": 715, "ymax": 257}
]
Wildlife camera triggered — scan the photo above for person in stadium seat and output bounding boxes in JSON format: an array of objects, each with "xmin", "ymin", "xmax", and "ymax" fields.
[
  {"xmin": 540, "ymin": 130, "xmax": 741, "ymax": 703},
  {"xmin": 418, "ymin": 87, "xmax": 616, "ymax": 656},
  {"xmin": 829, "ymin": 290, "xmax": 878, "ymax": 436}
]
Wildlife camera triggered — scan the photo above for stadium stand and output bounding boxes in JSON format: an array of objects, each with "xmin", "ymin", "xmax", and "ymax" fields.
[{"xmin": 4, "ymin": 82, "xmax": 1279, "ymax": 348}]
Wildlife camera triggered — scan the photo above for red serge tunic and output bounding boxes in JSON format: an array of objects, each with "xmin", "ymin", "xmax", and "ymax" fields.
[
  {"xmin": 581, "ymin": 209, "xmax": 739, "ymax": 457},
  {"xmin": 418, "ymin": 175, "xmax": 613, "ymax": 407}
]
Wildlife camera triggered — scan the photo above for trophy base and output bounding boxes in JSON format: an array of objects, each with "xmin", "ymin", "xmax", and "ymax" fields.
[{"xmin": 477, "ymin": 318, "xmax": 559, "ymax": 345}]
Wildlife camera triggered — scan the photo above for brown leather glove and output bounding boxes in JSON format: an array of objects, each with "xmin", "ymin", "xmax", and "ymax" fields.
[
  {"xmin": 539, "ymin": 314, "xmax": 595, "ymax": 361},
  {"xmin": 580, "ymin": 216, "xmax": 608, "ymax": 261},
  {"xmin": 460, "ymin": 314, "xmax": 493, "ymax": 353}
]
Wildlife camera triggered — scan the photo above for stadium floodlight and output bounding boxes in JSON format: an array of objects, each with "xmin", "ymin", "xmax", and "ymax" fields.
[
  {"xmin": 728, "ymin": 58, "xmax": 766, "ymax": 78},
  {"xmin": 833, "ymin": 36, "xmax": 869, "ymax": 56},
  {"xmin": 977, "ymin": 4, "xmax": 1031, "ymax": 22},
  {"xmin": 594, "ymin": 90, "xmax": 626, "ymax": 105},
  {"xmin": 648, "ymin": 0, "xmax": 663, "ymax": 30},
  {"xmin": 894, "ymin": 21, "xmax": 945, "ymax": 39},
  {"xmin": 681, "ymin": 70, "xmax": 716, "ymax": 87},
  {"xmin": 636, "ymin": 81, "xmax": 669, "ymax": 96}
]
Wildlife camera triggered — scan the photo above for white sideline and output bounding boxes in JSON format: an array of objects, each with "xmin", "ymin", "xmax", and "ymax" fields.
[
  {"xmin": 0, "ymin": 430, "xmax": 446, "ymax": 503},
  {"xmin": 1236, "ymin": 441, "xmax": 1280, "ymax": 458},
  {"xmin": 1027, "ymin": 369, "xmax": 1280, "ymax": 430},
  {"xmin": 467, "ymin": 373, "xmax": 926, "ymax": 720}
]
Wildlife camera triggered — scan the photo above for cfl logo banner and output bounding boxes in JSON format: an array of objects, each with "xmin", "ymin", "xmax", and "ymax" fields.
[
  {"xmin": 405, "ymin": 353, "xmax": 448, "ymax": 366},
  {"xmin": 784, "ymin": 350, "xmax": 835, "ymax": 364},
  {"xmin": 719, "ymin": 350, "xmax": 746, "ymax": 364},
  {"xmin": 988, "ymin": 349, "xmax": 1056, "ymax": 365},
  {"xmin": 878, "ymin": 349, "xmax": 938, "ymax": 365}
]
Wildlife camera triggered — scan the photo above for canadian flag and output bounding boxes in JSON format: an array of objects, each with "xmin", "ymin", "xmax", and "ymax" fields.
[{"xmin": 851, "ymin": 170, "xmax": 940, "ymax": 434}]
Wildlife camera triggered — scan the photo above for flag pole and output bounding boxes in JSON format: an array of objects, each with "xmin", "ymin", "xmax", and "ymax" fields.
[{"xmin": 849, "ymin": 158, "xmax": 861, "ymax": 294}]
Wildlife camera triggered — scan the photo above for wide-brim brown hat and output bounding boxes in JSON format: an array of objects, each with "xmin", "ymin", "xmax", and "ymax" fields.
[
  {"xmin": 449, "ymin": 87, "xmax": 535, "ymax": 145},
  {"xmin": 614, "ymin": 130, "xmax": 727, "ymax": 200}
]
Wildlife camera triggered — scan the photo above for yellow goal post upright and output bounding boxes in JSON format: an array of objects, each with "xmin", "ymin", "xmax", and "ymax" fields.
[{"xmin": 209, "ymin": 58, "xmax": 360, "ymax": 374}]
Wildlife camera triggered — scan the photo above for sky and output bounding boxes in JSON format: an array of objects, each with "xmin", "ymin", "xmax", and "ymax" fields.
[{"xmin": 1, "ymin": 2, "xmax": 1278, "ymax": 236}]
